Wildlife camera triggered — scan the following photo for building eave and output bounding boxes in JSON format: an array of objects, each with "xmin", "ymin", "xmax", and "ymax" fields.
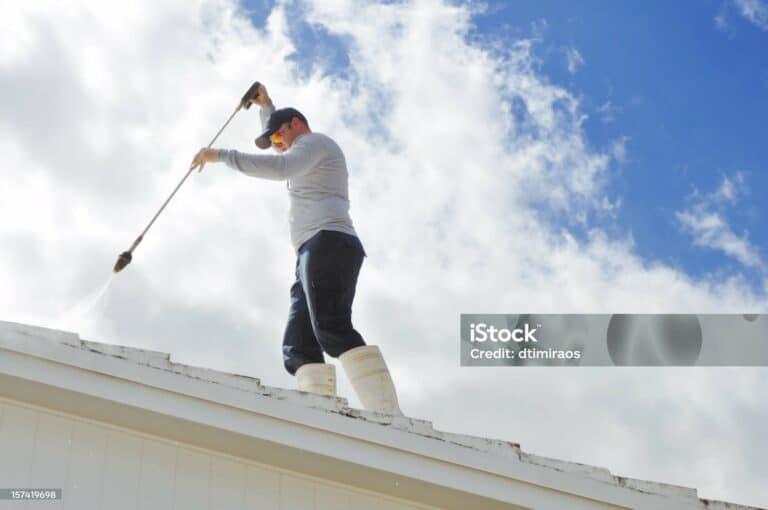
[{"xmin": 0, "ymin": 320, "xmax": 762, "ymax": 510}]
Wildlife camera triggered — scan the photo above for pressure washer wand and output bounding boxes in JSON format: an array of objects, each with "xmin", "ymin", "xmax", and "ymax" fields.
[{"xmin": 113, "ymin": 82, "xmax": 262, "ymax": 273}]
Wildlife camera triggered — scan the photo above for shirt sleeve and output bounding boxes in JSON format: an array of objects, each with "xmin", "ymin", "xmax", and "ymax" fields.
[
  {"xmin": 218, "ymin": 136, "xmax": 326, "ymax": 181},
  {"xmin": 259, "ymin": 103, "xmax": 275, "ymax": 130}
]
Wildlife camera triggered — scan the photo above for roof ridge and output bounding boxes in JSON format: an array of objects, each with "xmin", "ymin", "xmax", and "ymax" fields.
[
  {"xmin": 0, "ymin": 321, "xmax": 527, "ymax": 459},
  {"xmin": 0, "ymin": 320, "xmax": 763, "ymax": 509},
  {"xmin": 66, "ymin": 330, "xmax": 354, "ymax": 414},
  {"xmin": 50, "ymin": 330, "xmax": 711, "ymax": 502}
]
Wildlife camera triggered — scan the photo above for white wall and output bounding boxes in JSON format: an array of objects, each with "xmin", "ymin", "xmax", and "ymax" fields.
[{"xmin": 0, "ymin": 398, "xmax": 439, "ymax": 510}]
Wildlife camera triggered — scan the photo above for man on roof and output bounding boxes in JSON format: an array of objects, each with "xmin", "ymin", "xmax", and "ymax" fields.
[{"xmin": 190, "ymin": 84, "xmax": 403, "ymax": 416}]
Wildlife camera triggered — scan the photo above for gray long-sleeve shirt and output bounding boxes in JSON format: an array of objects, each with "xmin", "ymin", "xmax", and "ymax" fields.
[{"xmin": 217, "ymin": 106, "xmax": 358, "ymax": 252}]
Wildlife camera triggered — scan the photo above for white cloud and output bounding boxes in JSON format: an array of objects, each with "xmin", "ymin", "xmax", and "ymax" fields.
[
  {"xmin": 676, "ymin": 172, "xmax": 763, "ymax": 270},
  {"xmin": 597, "ymin": 99, "xmax": 622, "ymax": 124},
  {"xmin": 677, "ymin": 210, "xmax": 763, "ymax": 268},
  {"xmin": 711, "ymin": 171, "xmax": 745, "ymax": 204},
  {"xmin": 714, "ymin": 2, "xmax": 733, "ymax": 33},
  {"xmin": 610, "ymin": 135, "xmax": 629, "ymax": 164},
  {"xmin": 1, "ymin": 1, "xmax": 766, "ymax": 506},
  {"xmin": 735, "ymin": 0, "xmax": 768, "ymax": 30},
  {"xmin": 565, "ymin": 47, "xmax": 584, "ymax": 74},
  {"xmin": 714, "ymin": 13, "xmax": 729, "ymax": 31}
]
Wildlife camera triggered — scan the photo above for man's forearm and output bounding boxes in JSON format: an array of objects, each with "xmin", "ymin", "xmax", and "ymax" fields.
[
  {"xmin": 218, "ymin": 138, "xmax": 324, "ymax": 181},
  {"xmin": 218, "ymin": 149, "xmax": 292, "ymax": 181},
  {"xmin": 260, "ymin": 103, "xmax": 275, "ymax": 130}
]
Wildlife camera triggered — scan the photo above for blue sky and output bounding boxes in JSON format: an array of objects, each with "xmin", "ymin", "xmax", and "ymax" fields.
[
  {"xmin": 247, "ymin": 0, "xmax": 768, "ymax": 288},
  {"xmin": 478, "ymin": 0, "xmax": 768, "ymax": 283}
]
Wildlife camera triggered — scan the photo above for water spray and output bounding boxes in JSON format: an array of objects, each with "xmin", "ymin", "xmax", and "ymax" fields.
[{"xmin": 113, "ymin": 81, "xmax": 262, "ymax": 273}]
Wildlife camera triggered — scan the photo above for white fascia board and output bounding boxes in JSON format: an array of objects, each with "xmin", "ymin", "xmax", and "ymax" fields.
[{"xmin": 0, "ymin": 321, "xmax": 755, "ymax": 510}]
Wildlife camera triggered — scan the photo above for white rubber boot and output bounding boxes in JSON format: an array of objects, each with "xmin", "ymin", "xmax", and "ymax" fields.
[
  {"xmin": 339, "ymin": 345, "xmax": 403, "ymax": 416},
  {"xmin": 295, "ymin": 363, "xmax": 337, "ymax": 397}
]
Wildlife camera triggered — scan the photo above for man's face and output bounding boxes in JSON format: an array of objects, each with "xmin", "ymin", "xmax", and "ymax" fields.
[{"xmin": 270, "ymin": 119, "xmax": 299, "ymax": 150}]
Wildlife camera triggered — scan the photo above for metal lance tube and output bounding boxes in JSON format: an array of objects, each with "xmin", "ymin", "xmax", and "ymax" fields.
[{"xmin": 113, "ymin": 82, "xmax": 262, "ymax": 273}]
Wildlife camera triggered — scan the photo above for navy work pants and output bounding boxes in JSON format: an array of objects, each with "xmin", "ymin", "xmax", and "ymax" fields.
[{"xmin": 282, "ymin": 229, "xmax": 367, "ymax": 375}]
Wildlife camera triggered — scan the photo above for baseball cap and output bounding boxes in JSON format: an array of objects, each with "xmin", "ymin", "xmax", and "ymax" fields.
[{"xmin": 254, "ymin": 107, "xmax": 308, "ymax": 149}]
